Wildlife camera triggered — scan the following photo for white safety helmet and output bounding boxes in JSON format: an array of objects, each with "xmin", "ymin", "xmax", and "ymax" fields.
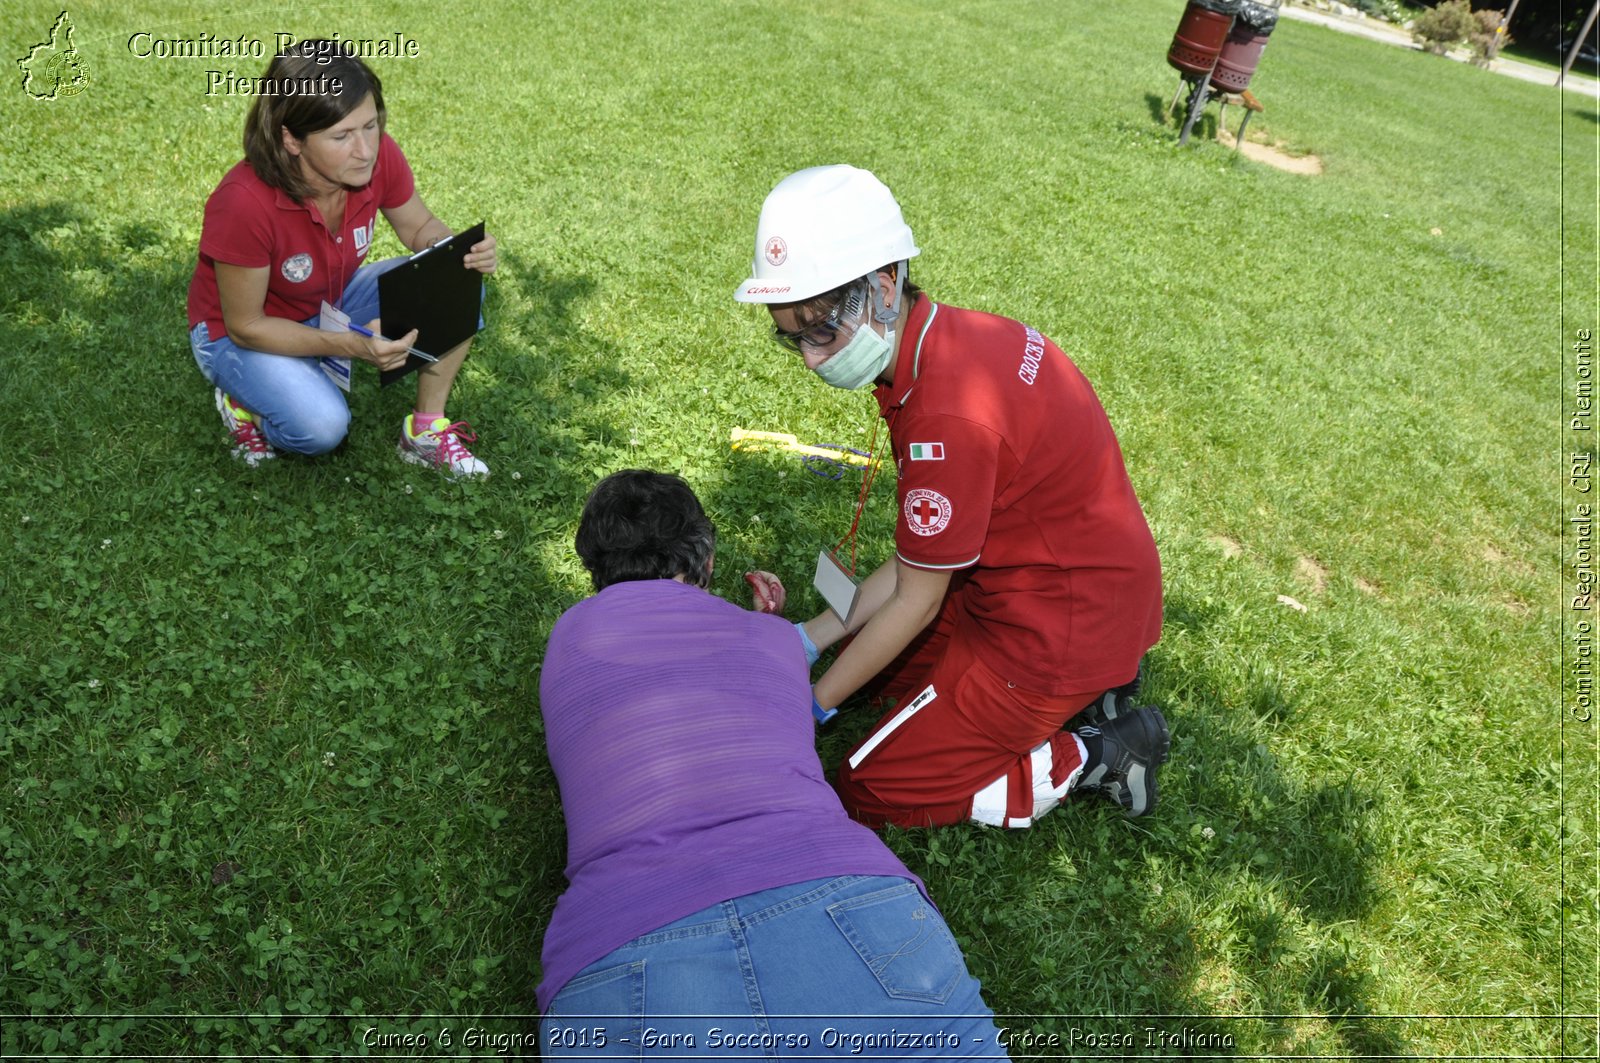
[{"xmin": 733, "ymin": 165, "xmax": 920, "ymax": 305}]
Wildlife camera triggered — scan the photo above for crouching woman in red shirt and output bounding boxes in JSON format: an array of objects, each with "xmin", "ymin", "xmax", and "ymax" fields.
[{"xmin": 185, "ymin": 39, "xmax": 496, "ymax": 477}]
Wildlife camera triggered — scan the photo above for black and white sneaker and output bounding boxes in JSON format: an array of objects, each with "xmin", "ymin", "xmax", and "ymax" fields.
[
  {"xmin": 1071, "ymin": 663, "xmax": 1145, "ymax": 730},
  {"xmin": 1075, "ymin": 705, "xmax": 1170, "ymax": 818}
]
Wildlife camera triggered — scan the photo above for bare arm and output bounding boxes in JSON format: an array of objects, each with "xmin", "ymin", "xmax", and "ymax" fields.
[
  {"xmin": 801, "ymin": 559, "xmax": 897, "ymax": 648},
  {"xmin": 215, "ymin": 261, "xmax": 415, "ymax": 369},
  {"xmin": 382, "ymin": 192, "xmax": 497, "ymax": 272},
  {"xmin": 807, "ymin": 559, "xmax": 953, "ymax": 709}
]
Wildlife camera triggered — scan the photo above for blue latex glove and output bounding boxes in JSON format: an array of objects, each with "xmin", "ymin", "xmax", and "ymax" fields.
[
  {"xmin": 811, "ymin": 693, "xmax": 838, "ymax": 726},
  {"xmin": 794, "ymin": 622, "xmax": 820, "ymax": 667}
]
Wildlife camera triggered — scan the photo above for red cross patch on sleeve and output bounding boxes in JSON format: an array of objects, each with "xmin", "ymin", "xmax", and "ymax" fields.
[{"xmin": 903, "ymin": 488, "xmax": 953, "ymax": 536}]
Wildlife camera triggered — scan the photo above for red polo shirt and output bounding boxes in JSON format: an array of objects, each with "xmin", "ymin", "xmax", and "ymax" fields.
[
  {"xmin": 872, "ymin": 295, "xmax": 1162, "ymax": 694},
  {"xmin": 186, "ymin": 133, "xmax": 415, "ymax": 338}
]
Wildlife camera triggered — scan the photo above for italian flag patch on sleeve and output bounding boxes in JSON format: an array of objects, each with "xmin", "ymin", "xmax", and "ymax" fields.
[{"xmin": 908, "ymin": 442, "xmax": 945, "ymax": 461}]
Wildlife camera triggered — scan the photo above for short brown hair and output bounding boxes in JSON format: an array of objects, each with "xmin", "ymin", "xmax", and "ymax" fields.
[{"xmin": 242, "ymin": 39, "xmax": 387, "ymax": 202}]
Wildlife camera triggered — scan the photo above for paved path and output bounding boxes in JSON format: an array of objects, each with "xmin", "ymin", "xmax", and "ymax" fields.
[{"xmin": 1280, "ymin": 4, "xmax": 1600, "ymax": 100}]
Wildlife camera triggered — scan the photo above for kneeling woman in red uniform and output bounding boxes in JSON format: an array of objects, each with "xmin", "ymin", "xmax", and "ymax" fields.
[
  {"xmin": 186, "ymin": 39, "xmax": 496, "ymax": 477},
  {"xmin": 734, "ymin": 165, "xmax": 1169, "ymax": 829}
]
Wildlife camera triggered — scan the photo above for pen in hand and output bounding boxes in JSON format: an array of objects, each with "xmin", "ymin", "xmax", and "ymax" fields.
[{"xmin": 346, "ymin": 323, "xmax": 438, "ymax": 363}]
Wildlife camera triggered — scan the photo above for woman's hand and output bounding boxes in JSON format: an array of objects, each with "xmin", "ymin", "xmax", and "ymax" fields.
[
  {"xmin": 745, "ymin": 571, "xmax": 786, "ymax": 615},
  {"xmin": 384, "ymin": 194, "xmax": 496, "ymax": 272},
  {"xmin": 464, "ymin": 233, "xmax": 497, "ymax": 274},
  {"xmin": 355, "ymin": 319, "xmax": 418, "ymax": 372}
]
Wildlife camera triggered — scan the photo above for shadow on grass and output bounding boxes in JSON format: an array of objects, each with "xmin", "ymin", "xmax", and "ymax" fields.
[
  {"xmin": 1101, "ymin": 634, "xmax": 1403, "ymax": 1057},
  {"xmin": 750, "ymin": 570, "xmax": 1405, "ymax": 1058},
  {"xmin": 0, "ymin": 202, "xmax": 196, "ymax": 462},
  {"xmin": 457, "ymin": 242, "xmax": 640, "ymax": 1003},
  {"xmin": 0, "ymin": 202, "xmax": 632, "ymax": 1049},
  {"xmin": 1144, "ymin": 88, "xmax": 1220, "ymax": 144},
  {"xmin": 1144, "ymin": 88, "xmax": 1181, "ymax": 128}
]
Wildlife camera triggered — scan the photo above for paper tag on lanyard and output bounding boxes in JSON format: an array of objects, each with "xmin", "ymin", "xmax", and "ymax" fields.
[
  {"xmin": 315, "ymin": 300, "xmax": 354, "ymax": 392},
  {"xmin": 814, "ymin": 549, "xmax": 862, "ymax": 627},
  {"xmin": 814, "ymin": 411, "xmax": 892, "ymax": 627}
]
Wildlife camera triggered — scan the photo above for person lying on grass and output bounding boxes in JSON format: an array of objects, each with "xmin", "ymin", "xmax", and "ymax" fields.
[
  {"xmin": 536, "ymin": 469, "xmax": 1008, "ymax": 1058},
  {"xmin": 186, "ymin": 38, "xmax": 495, "ymax": 478},
  {"xmin": 734, "ymin": 165, "xmax": 1169, "ymax": 829}
]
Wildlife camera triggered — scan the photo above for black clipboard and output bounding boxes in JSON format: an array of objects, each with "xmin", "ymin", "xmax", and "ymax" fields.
[{"xmin": 377, "ymin": 220, "xmax": 486, "ymax": 387}]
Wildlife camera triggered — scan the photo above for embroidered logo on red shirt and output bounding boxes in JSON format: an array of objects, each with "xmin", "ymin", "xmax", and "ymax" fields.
[
  {"xmin": 280, "ymin": 252, "xmax": 313, "ymax": 283},
  {"xmin": 1018, "ymin": 325, "xmax": 1046, "ymax": 385},
  {"xmin": 903, "ymin": 488, "xmax": 952, "ymax": 536}
]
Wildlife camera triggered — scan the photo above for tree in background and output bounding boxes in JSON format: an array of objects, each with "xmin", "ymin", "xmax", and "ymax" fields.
[
  {"xmin": 1468, "ymin": 7, "xmax": 1514, "ymax": 59},
  {"xmin": 1412, "ymin": 0, "xmax": 1479, "ymax": 53},
  {"xmin": 1403, "ymin": 0, "xmax": 1593, "ymax": 52}
]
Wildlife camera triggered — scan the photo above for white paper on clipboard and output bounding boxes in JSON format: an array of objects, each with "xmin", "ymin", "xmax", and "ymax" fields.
[
  {"xmin": 814, "ymin": 549, "xmax": 862, "ymax": 627},
  {"xmin": 316, "ymin": 300, "xmax": 354, "ymax": 392}
]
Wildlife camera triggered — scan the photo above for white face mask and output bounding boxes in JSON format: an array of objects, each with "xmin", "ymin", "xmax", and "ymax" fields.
[{"xmin": 815, "ymin": 319, "xmax": 895, "ymax": 390}]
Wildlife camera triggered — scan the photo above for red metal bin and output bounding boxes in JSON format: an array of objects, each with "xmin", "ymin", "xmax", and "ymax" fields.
[
  {"xmin": 1211, "ymin": 1, "xmax": 1281, "ymax": 93},
  {"xmin": 1167, "ymin": 0, "xmax": 1243, "ymax": 78}
]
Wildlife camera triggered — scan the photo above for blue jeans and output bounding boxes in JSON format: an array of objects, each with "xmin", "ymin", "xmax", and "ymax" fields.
[
  {"xmin": 189, "ymin": 256, "xmax": 408, "ymax": 455},
  {"xmin": 542, "ymin": 876, "xmax": 1009, "ymax": 1060}
]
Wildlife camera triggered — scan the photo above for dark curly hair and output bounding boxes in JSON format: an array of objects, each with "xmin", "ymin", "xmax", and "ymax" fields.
[{"xmin": 576, "ymin": 470, "xmax": 716, "ymax": 591}]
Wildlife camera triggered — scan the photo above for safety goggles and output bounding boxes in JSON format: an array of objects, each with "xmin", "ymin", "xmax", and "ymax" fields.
[{"xmin": 771, "ymin": 283, "xmax": 866, "ymax": 353}]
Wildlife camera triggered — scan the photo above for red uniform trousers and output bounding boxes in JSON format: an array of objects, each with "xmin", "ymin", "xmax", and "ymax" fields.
[{"xmin": 834, "ymin": 586, "xmax": 1107, "ymax": 829}]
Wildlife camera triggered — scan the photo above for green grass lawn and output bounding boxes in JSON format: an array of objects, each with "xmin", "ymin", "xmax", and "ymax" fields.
[{"xmin": 1, "ymin": 0, "xmax": 1591, "ymax": 1057}]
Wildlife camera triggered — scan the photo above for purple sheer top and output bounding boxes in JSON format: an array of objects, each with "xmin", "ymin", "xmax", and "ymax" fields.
[{"xmin": 536, "ymin": 579, "xmax": 918, "ymax": 1011}]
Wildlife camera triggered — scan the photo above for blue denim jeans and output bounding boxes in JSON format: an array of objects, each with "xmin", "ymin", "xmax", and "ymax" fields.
[
  {"xmin": 188, "ymin": 256, "xmax": 408, "ymax": 455},
  {"xmin": 542, "ymin": 875, "xmax": 1008, "ymax": 1060}
]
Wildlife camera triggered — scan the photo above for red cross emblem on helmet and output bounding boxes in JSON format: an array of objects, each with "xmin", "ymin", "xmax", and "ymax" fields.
[
  {"xmin": 903, "ymin": 488, "xmax": 952, "ymax": 536},
  {"xmin": 764, "ymin": 236, "xmax": 788, "ymax": 267}
]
